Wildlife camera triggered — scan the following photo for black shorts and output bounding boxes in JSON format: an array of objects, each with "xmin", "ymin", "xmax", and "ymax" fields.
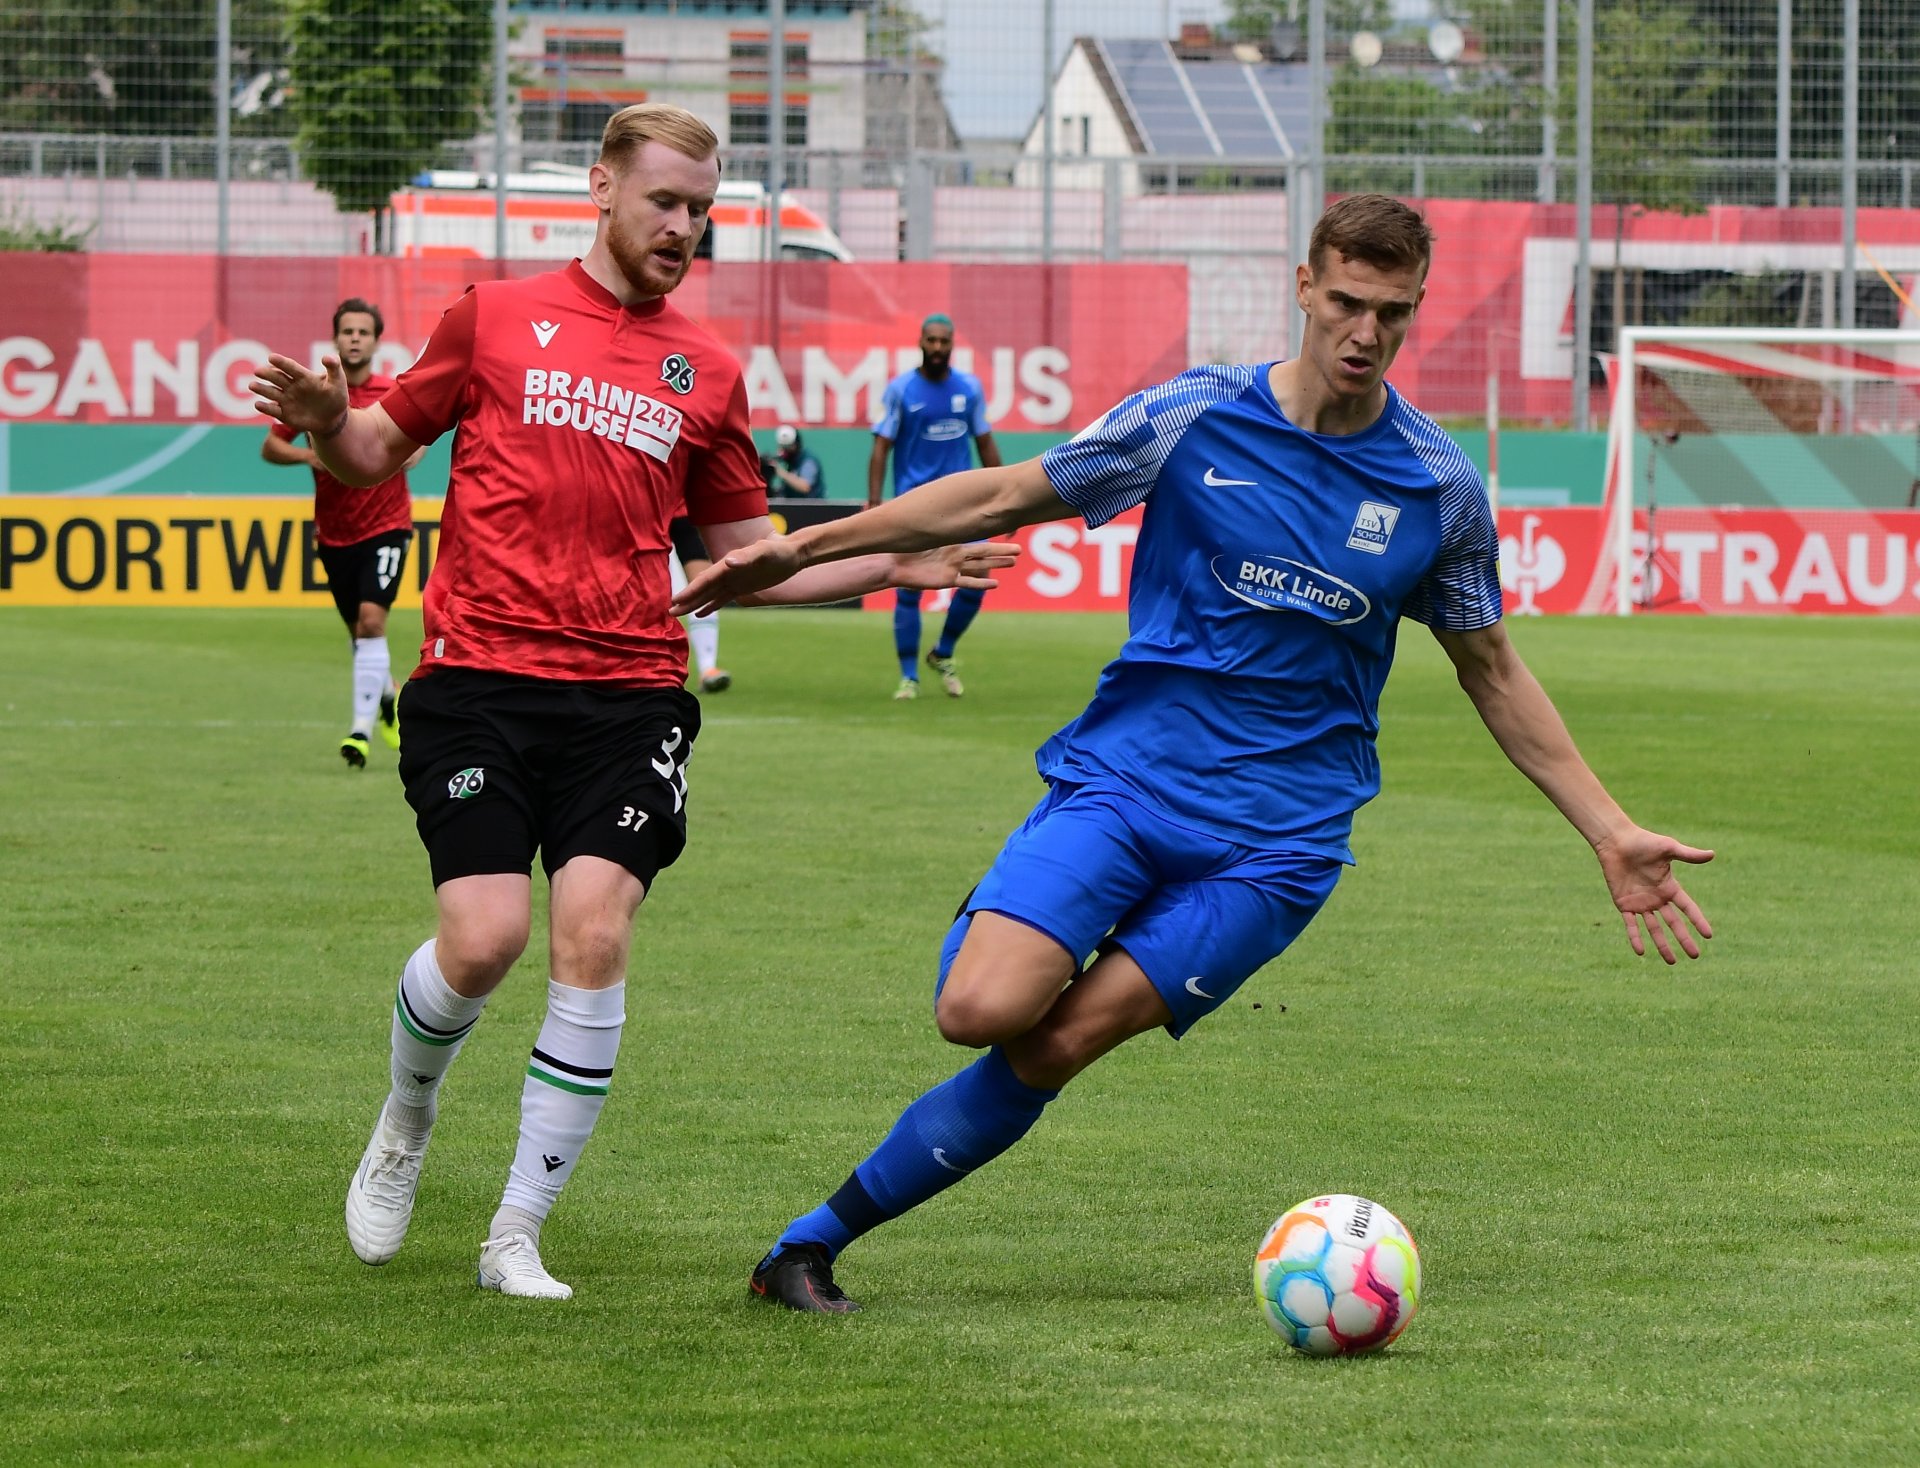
[
  {"xmin": 669, "ymin": 516, "xmax": 710, "ymax": 567},
  {"xmin": 396, "ymin": 668, "xmax": 700, "ymax": 890},
  {"xmin": 318, "ymin": 529, "xmax": 411, "ymax": 629}
]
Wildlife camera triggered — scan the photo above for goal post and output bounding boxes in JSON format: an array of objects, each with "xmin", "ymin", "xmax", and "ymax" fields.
[{"xmin": 1611, "ymin": 327, "xmax": 1920, "ymax": 615}]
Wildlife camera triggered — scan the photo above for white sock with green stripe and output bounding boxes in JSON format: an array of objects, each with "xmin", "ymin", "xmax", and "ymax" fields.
[
  {"xmin": 387, "ymin": 939, "xmax": 486, "ymax": 1139},
  {"xmin": 494, "ymin": 981, "xmax": 624, "ymax": 1239}
]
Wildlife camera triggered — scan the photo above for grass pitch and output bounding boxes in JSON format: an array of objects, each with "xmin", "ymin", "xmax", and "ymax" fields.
[{"xmin": 3, "ymin": 607, "xmax": 1918, "ymax": 1466}]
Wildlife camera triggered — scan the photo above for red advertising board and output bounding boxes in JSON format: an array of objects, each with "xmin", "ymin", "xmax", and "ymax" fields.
[
  {"xmin": 0, "ymin": 255, "xmax": 1186, "ymax": 434},
  {"xmin": 862, "ymin": 504, "xmax": 1920, "ymax": 616},
  {"xmin": 1499, "ymin": 505, "xmax": 1920, "ymax": 615}
]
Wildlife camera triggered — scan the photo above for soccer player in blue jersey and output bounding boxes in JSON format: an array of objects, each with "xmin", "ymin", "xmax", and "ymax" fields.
[
  {"xmin": 870, "ymin": 314, "xmax": 1003, "ymax": 698},
  {"xmin": 676, "ymin": 194, "xmax": 1715, "ymax": 1314}
]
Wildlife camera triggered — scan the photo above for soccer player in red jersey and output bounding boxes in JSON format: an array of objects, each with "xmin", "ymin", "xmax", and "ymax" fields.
[
  {"xmin": 261, "ymin": 298, "xmax": 418, "ymax": 768},
  {"xmin": 251, "ymin": 103, "xmax": 1015, "ymax": 1300}
]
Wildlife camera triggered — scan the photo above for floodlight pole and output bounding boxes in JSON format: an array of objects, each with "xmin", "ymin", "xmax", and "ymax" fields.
[
  {"xmin": 1774, "ymin": 0, "xmax": 1791, "ymax": 208},
  {"xmin": 493, "ymin": 0, "xmax": 509, "ymax": 263},
  {"xmin": 215, "ymin": 0, "xmax": 231, "ymax": 257},
  {"xmin": 770, "ymin": 0, "xmax": 786, "ymax": 263},
  {"xmin": 1573, "ymin": 0, "xmax": 1593, "ymax": 433},
  {"xmin": 1840, "ymin": 0, "xmax": 1857, "ymax": 332},
  {"xmin": 1539, "ymin": 0, "xmax": 1557, "ymax": 204},
  {"xmin": 1042, "ymin": 0, "xmax": 1056, "ymax": 264},
  {"xmin": 1305, "ymin": 0, "xmax": 1325, "ymax": 238}
]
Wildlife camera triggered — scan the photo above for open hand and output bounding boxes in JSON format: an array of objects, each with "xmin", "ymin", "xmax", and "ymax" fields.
[
  {"xmin": 1595, "ymin": 825, "xmax": 1714, "ymax": 963},
  {"xmin": 250, "ymin": 352, "xmax": 349, "ymax": 437},
  {"xmin": 671, "ymin": 536, "xmax": 807, "ymax": 616},
  {"xmin": 887, "ymin": 541, "xmax": 1021, "ymax": 593}
]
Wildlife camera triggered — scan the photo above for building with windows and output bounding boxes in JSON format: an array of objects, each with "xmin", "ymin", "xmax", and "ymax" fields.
[{"xmin": 509, "ymin": 0, "xmax": 897, "ymax": 156}]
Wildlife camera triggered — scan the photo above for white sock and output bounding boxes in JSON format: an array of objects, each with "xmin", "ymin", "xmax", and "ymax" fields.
[
  {"xmin": 496, "ymin": 981, "xmax": 625, "ymax": 1230},
  {"xmin": 351, "ymin": 637, "xmax": 390, "ymax": 735},
  {"xmin": 387, "ymin": 939, "xmax": 486, "ymax": 1138},
  {"xmin": 686, "ymin": 610, "xmax": 719, "ymax": 677}
]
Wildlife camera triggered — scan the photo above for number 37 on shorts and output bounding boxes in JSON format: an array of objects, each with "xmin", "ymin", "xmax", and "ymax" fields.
[{"xmin": 619, "ymin": 724, "xmax": 688, "ymax": 831}]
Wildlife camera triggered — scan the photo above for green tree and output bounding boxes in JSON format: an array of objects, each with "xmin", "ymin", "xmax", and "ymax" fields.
[
  {"xmin": 868, "ymin": 0, "xmax": 937, "ymax": 60},
  {"xmin": 284, "ymin": 0, "xmax": 494, "ymax": 223},
  {"xmin": 0, "ymin": 0, "xmax": 286, "ymax": 137}
]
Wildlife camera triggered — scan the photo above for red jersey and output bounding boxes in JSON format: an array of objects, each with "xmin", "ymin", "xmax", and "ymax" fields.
[
  {"xmin": 382, "ymin": 261, "xmax": 766, "ymax": 686},
  {"xmin": 272, "ymin": 375, "xmax": 413, "ymax": 547}
]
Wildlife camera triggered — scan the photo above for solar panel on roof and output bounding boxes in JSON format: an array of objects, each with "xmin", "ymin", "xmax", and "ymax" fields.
[
  {"xmin": 1100, "ymin": 38, "xmax": 1217, "ymax": 157},
  {"xmin": 1184, "ymin": 63, "xmax": 1286, "ymax": 157},
  {"xmin": 1252, "ymin": 66, "xmax": 1314, "ymax": 154}
]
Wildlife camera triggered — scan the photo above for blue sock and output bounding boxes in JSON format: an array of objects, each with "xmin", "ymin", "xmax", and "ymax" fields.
[
  {"xmin": 771, "ymin": 1047, "xmax": 1057, "ymax": 1261},
  {"xmin": 932, "ymin": 588, "xmax": 985, "ymax": 659},
  {"xmin": 894, "ymin": 589, "xmax": 922, "ymax": 679}
]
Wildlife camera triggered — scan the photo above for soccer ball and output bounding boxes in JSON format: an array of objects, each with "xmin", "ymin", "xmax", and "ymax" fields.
[{"xmin": 1255, "ymin": 1194, "xmax": 1422, "ymax": 1357}]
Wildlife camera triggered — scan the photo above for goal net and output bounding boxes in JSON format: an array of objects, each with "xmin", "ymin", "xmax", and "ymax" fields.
[{"xmin": 1603, "ymin": 327, "xmax": 1920, "ymax": 614}]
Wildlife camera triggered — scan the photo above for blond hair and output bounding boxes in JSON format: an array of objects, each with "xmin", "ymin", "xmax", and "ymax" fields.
[{"xmin": 599, "ymin": 103, "xmax": 719, "ymax": 170}]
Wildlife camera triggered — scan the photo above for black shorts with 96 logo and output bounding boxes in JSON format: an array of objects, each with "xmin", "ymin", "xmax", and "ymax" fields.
[{"xmin": 396, "ymin": 668, "xmax": 700, "ymax": 889}]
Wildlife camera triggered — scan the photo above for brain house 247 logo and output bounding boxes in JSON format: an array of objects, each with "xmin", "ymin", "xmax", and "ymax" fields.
[{"xmin": 522, "ymin": 368, "xmax": 686, "ymax": 463}]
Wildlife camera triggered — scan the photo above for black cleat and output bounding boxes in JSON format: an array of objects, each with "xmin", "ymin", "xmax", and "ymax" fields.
[
  {"xmin": 339, "ymin": 732, "xmax": 370, "ymax": 769},
  {"xmin": 749, "ymin": 1244, "xmax": 862, "ymax": 1314}
]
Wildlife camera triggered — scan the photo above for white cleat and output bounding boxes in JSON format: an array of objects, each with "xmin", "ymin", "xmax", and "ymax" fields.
[
  {"xmin": 344, "ymin": 1104, "xmax": 430, "ymax": 1266},
  {"xmin": 477, "ymin": 1231, "xmax": 573, "ymax": 1300}
]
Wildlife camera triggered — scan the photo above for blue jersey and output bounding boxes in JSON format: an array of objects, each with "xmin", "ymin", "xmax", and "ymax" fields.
[
  {"xmin": 1036, "ymin": 364, "xmax": 1502, "ymax": 863},
  {"xmin": 873, "ymin": 368, "xmax": 991, "ymax": 494}
]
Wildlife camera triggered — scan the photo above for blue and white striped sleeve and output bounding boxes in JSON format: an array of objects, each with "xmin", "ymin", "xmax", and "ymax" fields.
[
  {"xmin": 872, "ymin": 376, "xmax": 903, "ymax": 440},
  {"xmin": 1393, "ymin": 407, "xmax": 1503, "ymax": 631},
  {"xmin": 1040, "ymin": 364, "xmax": 1260, "ymax": 528}
]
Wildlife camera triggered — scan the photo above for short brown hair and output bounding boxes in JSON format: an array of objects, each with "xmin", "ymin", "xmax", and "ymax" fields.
[
  {"xmin": 599, "ymin": 103, "xmax": 719, "ymax": 171},
  {"xmin": 1308, "ymin": 194, "xmax": 1433, "ymax": 276}
]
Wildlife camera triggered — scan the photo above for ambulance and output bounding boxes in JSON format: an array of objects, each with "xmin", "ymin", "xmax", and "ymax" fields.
[{"xmin": 390, "ymin": 166, "xmax": 855, "ymax": 262}]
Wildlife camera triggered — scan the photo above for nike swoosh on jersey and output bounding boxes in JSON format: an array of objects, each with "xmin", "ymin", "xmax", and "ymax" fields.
[
  {"xmin": 1203, "ymin": 467, "xmax": 1257, "ymax": 487},
  {"xmin": 1184, "ymin": 976, "xmax": 1216, "ymax": 998}
]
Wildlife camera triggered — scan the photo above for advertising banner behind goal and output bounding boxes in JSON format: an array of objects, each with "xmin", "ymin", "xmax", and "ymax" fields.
[{"xmin": 1500, "ymin": 506, "xmax": 1920, "ymax": 615}]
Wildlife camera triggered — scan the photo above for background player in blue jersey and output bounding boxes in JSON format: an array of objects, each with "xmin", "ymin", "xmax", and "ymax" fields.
[
  {"xmin": 870, "ymin": 314, "xmax": 1003, "ymax": 699},
  {"xmin": 677, "ymin": 195, "xmax": 1715, "ymax": 1314}
]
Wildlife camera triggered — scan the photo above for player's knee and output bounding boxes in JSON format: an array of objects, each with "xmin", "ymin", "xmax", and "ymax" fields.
[
  {"xmin": 934, "ymin": 984, "xmax": 1027, "ymax": 1049},
  {"xmin": 354, "ymin": 604, "xmax": 387, "ymax": 639},
  {"xmin": 436, "ymin": 917, "xmax": 528, "ymax": 987},
  {"xmin": 550, "ymin": 911, "xmax": 633, "ymax": 988}
]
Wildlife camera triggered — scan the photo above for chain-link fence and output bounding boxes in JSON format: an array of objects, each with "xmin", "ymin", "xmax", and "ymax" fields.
[{"xmin": 2, "ymin": 0, "xmax": 1915, "ymax": 426}]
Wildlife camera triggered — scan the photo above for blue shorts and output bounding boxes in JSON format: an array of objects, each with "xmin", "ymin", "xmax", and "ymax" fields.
[{"xmin": 954, "ymin": 783, "xmax": 1342, "ymax": 1038}]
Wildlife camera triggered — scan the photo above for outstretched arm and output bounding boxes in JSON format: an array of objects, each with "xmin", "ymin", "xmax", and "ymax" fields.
[
  {"xmin": 250, "ymin": 353, "xmax": 421, "ymax": 487},
  {"xmin": 694, "ymin": 515, "xmax": 1018, "ymax": 609},
  {"xmin": 676, "ymin": 456, "xmax": 1070, "ymax": 614},
  {"xmin": 260, "ymin": 429, "xmax": 317, "ymax": 468},
  {"xmin": 1432, "ymin": 620, "xmax": 1714, "ymax": 963}
]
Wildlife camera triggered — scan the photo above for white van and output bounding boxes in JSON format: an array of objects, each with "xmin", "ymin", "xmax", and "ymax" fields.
[{"xmin": 390, "ymin": 168, "xmax": 854, "ymax": 263}]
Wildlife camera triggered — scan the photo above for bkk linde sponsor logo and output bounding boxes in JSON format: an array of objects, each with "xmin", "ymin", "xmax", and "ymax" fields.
[
  {"xmin": 1213, "ymin": 552, "xmax": 1372, "ymax": 625},
  {"xmin": 521, "ymin": 368, "xmax": 684, "ymax": 464}
]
